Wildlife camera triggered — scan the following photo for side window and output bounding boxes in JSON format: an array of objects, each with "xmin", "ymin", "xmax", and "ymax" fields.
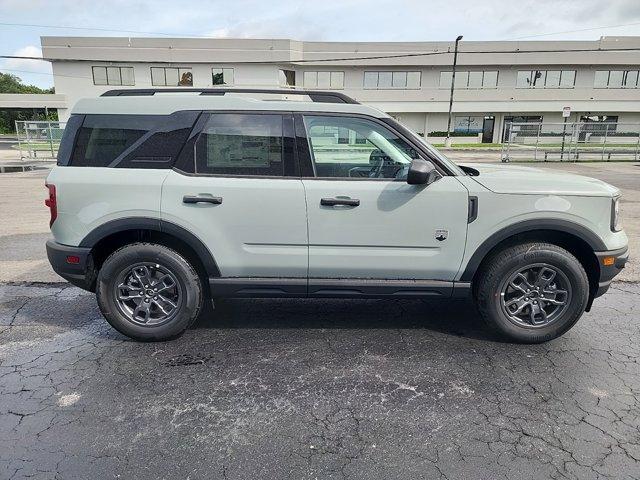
[
  {"xmin": 69, "ymin": 115, "xmax": 157, "ymax": 167},
  {"xmin": 303, "ymin": 115, "xmax": 419, "ymax": 179},
  {"xmin": 195, "ymin": 114, "xmax": 284, "ymax": 176}
]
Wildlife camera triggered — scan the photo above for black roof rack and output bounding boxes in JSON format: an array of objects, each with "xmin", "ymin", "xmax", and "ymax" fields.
[{"xmin": 100, "ymin": 88, "xmax": 359, "ymax": 104}]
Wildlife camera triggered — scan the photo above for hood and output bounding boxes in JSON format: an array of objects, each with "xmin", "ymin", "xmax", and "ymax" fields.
[{"xmin": 460, "ymin": 163, "xmax": 620, "ymax": 197}]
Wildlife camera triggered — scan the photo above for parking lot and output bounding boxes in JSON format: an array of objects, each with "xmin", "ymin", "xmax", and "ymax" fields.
[{"xmin": 1, "ymin": 160, "xmax": 639, "ymax": 479}]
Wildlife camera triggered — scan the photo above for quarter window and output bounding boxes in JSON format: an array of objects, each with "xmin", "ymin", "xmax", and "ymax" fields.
[
  {"xmin": 212, "ymin": 67, "xmax": 234, "ymax": 85},
  {"xmin": 92, "ymin": 66, "xmax": 135, "ymax": 86},
  {"xmin": 150, "ymin": 67, "xmax": 193, "ymax": 86},
  {"xmin": 303, "ymin": 115, "xmax": 419, "ymax": 179},
  {"xmin": 69, "ymin": 115, "xmax": 156, "ymax": 167},
  {"xmin": 195, "ymin": 114, "xmax": 284, "ymax": 176},
  {"xmin": 363, "ymin": 71, "xmax": 421, "ymax": 89}
]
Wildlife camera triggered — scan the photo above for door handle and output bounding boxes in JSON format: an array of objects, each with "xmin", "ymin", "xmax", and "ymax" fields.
[
  {"xmin": 183, "ymin": 195, "xmax": 223, "ymax": 205},
  {"xmin": 320, "ymin": 197, "xmax": 360, "ymax": 207}
]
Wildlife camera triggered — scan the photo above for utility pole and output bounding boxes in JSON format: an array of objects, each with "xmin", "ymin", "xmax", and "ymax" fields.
[{"xmin": 445, "ymin": 35, "xmax": 463, "ymax": 148}]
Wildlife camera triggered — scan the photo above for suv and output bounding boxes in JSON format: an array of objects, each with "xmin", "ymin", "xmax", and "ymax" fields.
[{"xmin": 45, "ymin": 88, "xmax": 628, "ymax": 343}]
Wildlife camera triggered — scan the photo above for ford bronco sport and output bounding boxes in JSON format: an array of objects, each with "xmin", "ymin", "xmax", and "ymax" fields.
[{"xmin": 45, "ymin": 88, "xmax": 628, "ymax": 343}]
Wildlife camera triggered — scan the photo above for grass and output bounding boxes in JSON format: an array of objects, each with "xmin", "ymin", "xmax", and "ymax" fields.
[{"xmin": 12, "ymin": 142, "xmax": 60, "ymax": 151}]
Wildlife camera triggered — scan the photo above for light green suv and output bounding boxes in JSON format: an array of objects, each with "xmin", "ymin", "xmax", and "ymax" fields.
[{"xmin": 45, "ymin": 88, "xmax": 628, "ymax": 343}]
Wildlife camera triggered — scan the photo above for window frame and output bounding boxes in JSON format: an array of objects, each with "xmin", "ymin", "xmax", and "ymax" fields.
[
  {"xmin": 92, "ymin": 66, "xmax": 135, "ymax": 86},
  {"xmin": 150, "ymin": 66, "xmax": 193, "ymax": 86},
  {"xmin": 177, "ymin": 111, "xmax": 298, "ymax": 178},
  {"xmin": 293, "ymin": 112, "xmax": 452, "ymax": 180},
  {"xmin": 303, "ymin": 71, "xmax": 345, "ymax": 89},
  {"xmin": 211, "ymin": 67, "xmax": 234, "ymax": 86},
  {"xmin": 363, "ymin": 71, "xmax": 422, "ymax": 90}
]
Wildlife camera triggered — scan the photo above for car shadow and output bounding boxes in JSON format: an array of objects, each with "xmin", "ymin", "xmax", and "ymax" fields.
[{"xmin": 192, "ymin": 297, "xmax": 501, "ymax": 343}]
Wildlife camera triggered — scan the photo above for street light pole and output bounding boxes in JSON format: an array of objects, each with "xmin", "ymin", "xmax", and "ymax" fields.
[{"xmin": 445, "ymin": 35, "xmax": 463, "ymax": 147}]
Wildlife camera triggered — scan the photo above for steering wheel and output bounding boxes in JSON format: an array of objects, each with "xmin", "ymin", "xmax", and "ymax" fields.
[{"xmin": 369, "ymin": 150, "xmax": 388, "ymax": 178}]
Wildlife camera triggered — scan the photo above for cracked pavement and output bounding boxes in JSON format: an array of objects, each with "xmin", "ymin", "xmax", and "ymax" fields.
[{"xmin": 1, "ymin": 282, "xmax": 639, "ymax": 479}]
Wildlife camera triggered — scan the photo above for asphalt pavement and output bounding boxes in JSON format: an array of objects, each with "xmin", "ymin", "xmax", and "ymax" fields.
[
  {"xmin": 1, "ymin": 282, "xmax": 639, "ymax": 479},
  {"xmin": 1, "ymin": 159, "xmax": 639, "ymax": 479}
]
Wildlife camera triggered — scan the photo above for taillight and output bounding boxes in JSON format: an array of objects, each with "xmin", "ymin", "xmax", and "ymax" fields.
[{"xmin": 45, "ymin": 183, "xmax": 57, "ymax": 227}]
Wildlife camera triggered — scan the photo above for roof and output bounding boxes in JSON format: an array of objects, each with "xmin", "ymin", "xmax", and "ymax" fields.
[{"xmin": 70, "ymin": 93, "xmax": 390, "ymax": 117}]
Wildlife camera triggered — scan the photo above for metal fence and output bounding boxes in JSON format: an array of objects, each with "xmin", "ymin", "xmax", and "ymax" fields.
[
  {"xmin": 501, "ymin": 122, "xmax": 640, "ymax": 162},
  {"xmin": 15, "ymin": 120, "xmax": 66, "ymax": 161}
]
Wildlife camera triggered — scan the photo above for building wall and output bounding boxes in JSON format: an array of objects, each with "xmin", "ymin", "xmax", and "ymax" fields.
[{"xmin": 44, "ymin": 36, "xmax": 640, "ymax": 142}]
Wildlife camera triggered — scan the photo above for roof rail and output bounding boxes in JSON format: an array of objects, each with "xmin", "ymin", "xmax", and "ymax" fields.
[{"xmin": 100, "ymin": 88, "xmax": 359, "ymax": 104}]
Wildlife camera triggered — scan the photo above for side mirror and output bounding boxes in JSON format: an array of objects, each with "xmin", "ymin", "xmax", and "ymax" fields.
[{"xmin": 407, "ymin": 159, "xmax": 439, "ymax": 185}]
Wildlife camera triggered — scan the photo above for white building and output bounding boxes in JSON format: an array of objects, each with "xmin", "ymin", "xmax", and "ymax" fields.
[{"xmin": 42, "ymin": 36, "xmax": 640, "ymax": 143}]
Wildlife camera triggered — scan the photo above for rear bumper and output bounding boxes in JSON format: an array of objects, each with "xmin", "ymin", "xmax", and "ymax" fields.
[
  {"xmin": 46, "ymin": 240, "xmax": 95, "ymax": 291},
  {"xmin": 594, "ymin": 246, "xmax": 629, "ymax": 298}
]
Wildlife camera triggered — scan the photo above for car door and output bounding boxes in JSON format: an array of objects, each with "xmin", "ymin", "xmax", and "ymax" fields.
[
  {"xmin": 161, "ymin": 112, "xmax": 308, "ymax": 292},
  {"xmin": 298, "ymin": 114, "xmax": 469, "ymax": 282}
]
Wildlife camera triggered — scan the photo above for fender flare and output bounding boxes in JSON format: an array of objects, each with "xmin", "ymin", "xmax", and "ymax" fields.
[
  {"xmin": 460, "ymin": 219, "xmax": 606, "ymax": 281},
  {"xmin": 79, "ymin": 217, "xmax": 221, "ymax": 277}
]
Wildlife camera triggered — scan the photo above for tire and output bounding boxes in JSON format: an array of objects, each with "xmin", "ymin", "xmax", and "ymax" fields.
[
  {"xmin": 96, "ymin": 243, "xmax": 203, "ymax": 341},
  {"xmin": 475, "ymin": 242, "xmax": 589, "ymax": 343}
]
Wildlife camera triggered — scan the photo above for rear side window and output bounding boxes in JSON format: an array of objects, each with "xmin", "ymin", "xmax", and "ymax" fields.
[
  {"xmin": 195, "ymin": 114, "xmax": 284, "ymax": 176},
  {"xmin": 70, "ymin": 115, "xmax": 156, "ymax": 167}
]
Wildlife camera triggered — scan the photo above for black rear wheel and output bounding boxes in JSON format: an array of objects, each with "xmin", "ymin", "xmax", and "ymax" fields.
[
  {"xmin": 475, "ymin": 242, "xmax": 589, "ymax": 343},
  {"xmin": 96, "ymin": 243, "xmax": 203, "ymax": 341}
]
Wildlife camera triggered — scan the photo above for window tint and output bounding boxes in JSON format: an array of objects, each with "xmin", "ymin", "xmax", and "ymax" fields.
[
  {"xmin": 303, "ymin": 115, "xmax": 419, "ymax": 179},
  {"xmin": 195, "ymin": 114, "xmax": 284, "ymax": 176},
  {"xmin": 70, "ymin": 115, "xmax": 157, "ymax": 167}
]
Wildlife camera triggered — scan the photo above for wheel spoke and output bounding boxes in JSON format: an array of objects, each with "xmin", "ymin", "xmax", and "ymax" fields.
[
  {"xmin": 501, "ymin": 263, "xmax": 571, "ymax": 328},
  {"xmin": 153, "ymin": 294, "xmax": 177, "ymax": 315},
  {"xmin": 132, "ymin": 266, "xmax": 153, "ymax": 287},
  {"xmin": 153, "ymin": 274, "xmax": 177, "ymax": 293},
  {"xmin": 133, "ymin": 301, "xmax": 152, "ymax": 322}
]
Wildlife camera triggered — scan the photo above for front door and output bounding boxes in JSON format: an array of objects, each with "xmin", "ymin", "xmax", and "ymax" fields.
[
  {"xmin": 482, "ymin": 116, "xmax": 495, "ymax": 143},
  {"xmin": 298, "ymin": 114, "xmax": 469, "ymax": 281},
  {"xmin": 161, "ymin": 112, "xmax": 308, "ymax": 280}
]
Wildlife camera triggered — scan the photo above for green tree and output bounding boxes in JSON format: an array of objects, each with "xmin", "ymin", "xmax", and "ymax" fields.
[{"xmin": 0, "ymin": 73, "xmax": 56, "ymax": 133}]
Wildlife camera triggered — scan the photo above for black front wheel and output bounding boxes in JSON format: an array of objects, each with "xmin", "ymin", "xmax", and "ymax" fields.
[
  {"xmin": 475, "ymin": 242, "xmax": 589, "ymax": 343},
  {"xmin": 96, "ymin": 243, "xmax": 203, "ymax": 341}
]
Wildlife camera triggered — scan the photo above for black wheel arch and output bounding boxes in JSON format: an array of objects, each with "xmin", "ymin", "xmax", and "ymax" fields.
[
  {"xmin": 462, "ymin": 219, "xmax": 603, "ymax": 309},
  {"xmin": 80, "ymin": 217, "xmax": 220, "ymax": 293}
]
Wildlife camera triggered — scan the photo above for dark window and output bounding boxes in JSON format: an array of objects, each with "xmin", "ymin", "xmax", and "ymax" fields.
[
  {"xmin": 195, "ymin": 114, "xmax": 284, "ymax": 176},
  {"xmin": 69, "ymin": 115, "xmax": 157, "ymax": 167}
]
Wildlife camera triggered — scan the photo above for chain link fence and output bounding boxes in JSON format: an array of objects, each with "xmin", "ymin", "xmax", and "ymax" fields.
[
  {"xmin": 15, "ymin": 120, "xmax": 66, "ymax": 161},
  {"xmin": 501, "ymin": 122, "xmax": 640, "ymax": 162}
]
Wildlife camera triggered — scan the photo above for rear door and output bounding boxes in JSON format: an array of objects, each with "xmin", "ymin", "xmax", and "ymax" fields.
[
  {"xmin": 161, "ymin": 112, "xmax": 308, "ymax": 285},
  {"xmin": 297, "ymin": 114, "xmax": 469, "ymax": 281}
]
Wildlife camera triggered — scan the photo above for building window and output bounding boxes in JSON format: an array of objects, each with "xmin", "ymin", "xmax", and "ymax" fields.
[
  {"xmin": 594, "ymin": 70, "xmax": 639, "ymax": 88},
  {"xmin": 92, "ymin": 66, "xmax": 135, "ymax": 86},
  {"xmin": 363, "ymin": 71, "xmax": 421, "ymax": 89},
  {"xmin": 454, "ymin": 116, "xmax": 484, "ymax": 134},
  {"xmin": 580, "ymin": 115, "xmax": 619, "ymax": 135},
  {"xmin": 212, "ymin": 67, "xmax": 234, "ymax": 86},
  {"xmin": 303, "ymin": 71, "xmax": 344, "ymax": 89},
  {"xmin": 279, "ymin": 69, "xmax": 296, "ymax": 87},
  {"xmin": 439, "ymin": 71, "xmax": 498, "ymax": 89},
  {"xmin": 516, "ymin": 70, "xmax": 576, "ymax": 88},
  {"xmin": 150, "ymin": 67, "xmax": 193, "ymax": 86}
]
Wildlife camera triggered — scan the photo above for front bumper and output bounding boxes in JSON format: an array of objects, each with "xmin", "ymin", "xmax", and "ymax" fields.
[
  {"xmin": 594, "ymin": 246, "xmax": 629, "ymax": 298},
  {"xmin": 46, "ymin": 240, "xmax": 95, "ymax": 291}
]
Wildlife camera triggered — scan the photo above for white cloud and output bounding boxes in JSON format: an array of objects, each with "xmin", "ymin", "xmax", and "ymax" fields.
[{"xmin": 3, "ymin": 45, "xmax": 49, "ymax": 74}]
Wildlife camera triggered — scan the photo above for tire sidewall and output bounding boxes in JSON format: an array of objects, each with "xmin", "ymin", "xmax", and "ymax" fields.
[
  {"xmin": 480, "ymin": 245, "xmax": 589, "ymax": 343},
  {"xmin": 97, "ymin": 244, "xmax": 202, "ymax": 341}
]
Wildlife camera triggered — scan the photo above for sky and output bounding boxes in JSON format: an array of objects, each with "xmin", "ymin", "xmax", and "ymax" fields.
[{"xmin": 1, "ymin": 0, "xmax": 640, "ymax": 88}]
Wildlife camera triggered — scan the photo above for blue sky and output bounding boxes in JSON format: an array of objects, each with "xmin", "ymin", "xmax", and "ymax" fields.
[{"xmin": 1, "ymin": 0, "xmax": 640, "ymax": 88}]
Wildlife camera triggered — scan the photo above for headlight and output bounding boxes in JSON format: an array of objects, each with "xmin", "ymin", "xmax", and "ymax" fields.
[{"xmin": 611, "ymin": 196, "xmax": 622, "ymax": 232}]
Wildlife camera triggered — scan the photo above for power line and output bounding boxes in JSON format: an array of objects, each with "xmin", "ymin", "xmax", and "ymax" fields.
[
  {"xmin": 2, "ymin": 46, "xmax": 640, "ymax": 65},
  {"xmin": 0, "ymin": 22, "xmax": 210, "ymax": 38},
  {"xmin": 505, "ymin": 21, "xmax": 640, "ymax": 40}
]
